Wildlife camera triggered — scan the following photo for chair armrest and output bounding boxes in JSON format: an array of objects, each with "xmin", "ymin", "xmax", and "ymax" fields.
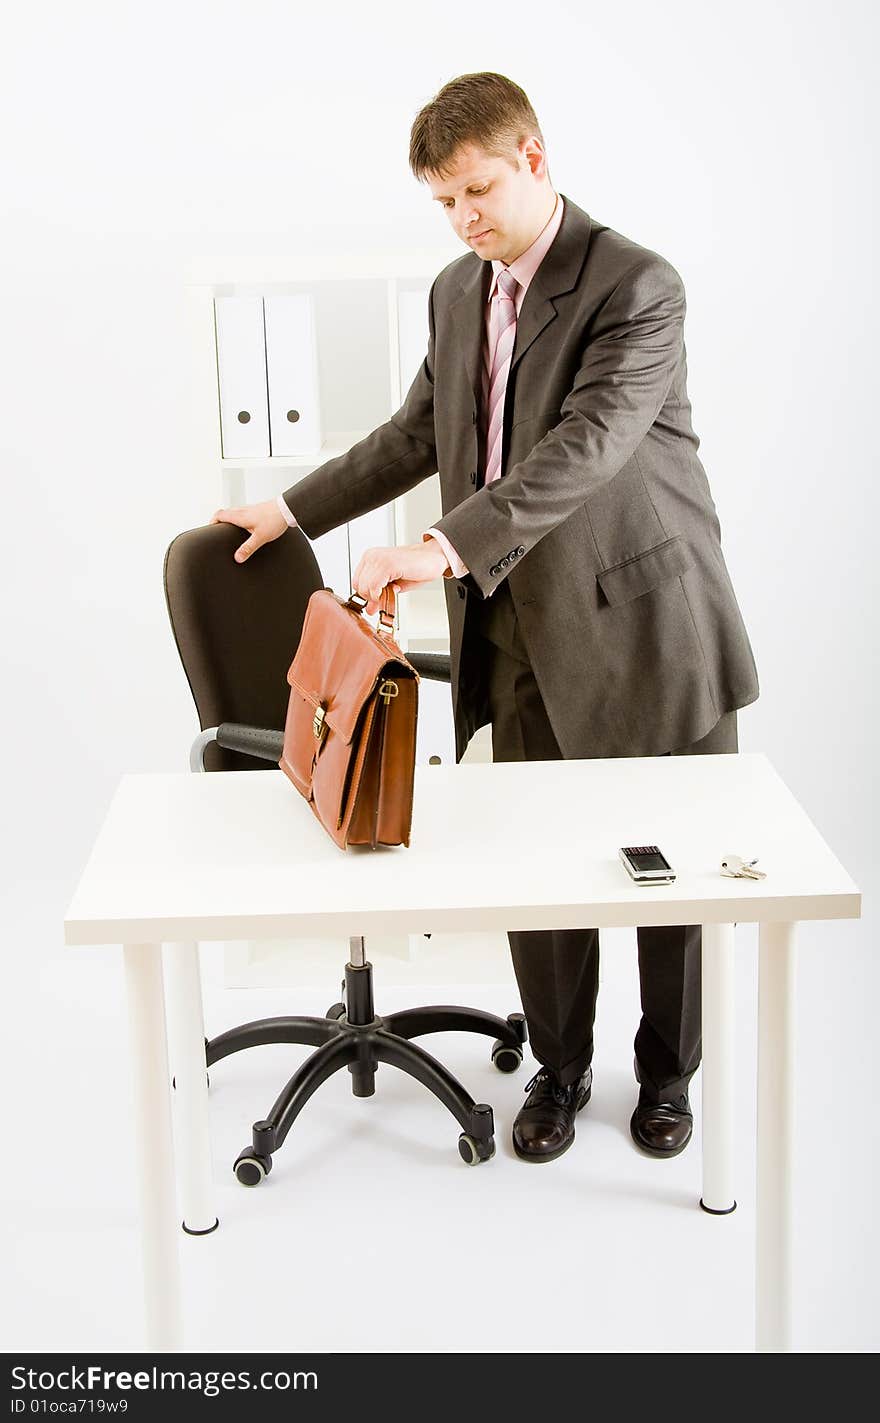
[
  {"xmin": 406, "ymin": 653, "xmax": 450, "ymax": 682},
  {"xmin": 216, "ymin": 723, "xmax": 285, "ymax": 761}
]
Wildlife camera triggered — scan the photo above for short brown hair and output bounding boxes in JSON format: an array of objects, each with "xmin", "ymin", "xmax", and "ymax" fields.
[{"xmin": 409, "ymin": 72, "xmax": 544, "ymax": 182}]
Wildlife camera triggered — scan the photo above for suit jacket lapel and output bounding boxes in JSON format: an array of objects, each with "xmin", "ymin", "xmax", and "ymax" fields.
[
  {"xmin": 509, "ymin": 195, "xmax": 592, "ymax": 375},
  {"xmin": 449, "ymin": 259, "xmax": 491, "ymax": 412},
  {"xmin": 448, "ymin": 195, "xmax": 593, "ymax": 413}
]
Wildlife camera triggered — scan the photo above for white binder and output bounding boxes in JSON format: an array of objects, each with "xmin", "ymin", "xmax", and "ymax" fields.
[
  {"xmin": 264, "ymin": 294, "xmax": 322, "ymax": 457},
  {"xmin": 397, "ymin": 288, "xmax": 430, "ymax": 394},
  {"xmin": 214, "ymin": 296, "xmax": 271, "ymax": 458},
  {"xmin": 415, "ymin": 678, "xmax": 457, "ymax": 766}
]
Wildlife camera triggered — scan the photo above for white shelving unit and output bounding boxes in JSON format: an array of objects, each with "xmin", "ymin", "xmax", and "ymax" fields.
[{"xmin": 185, "ymin": 255, "xmax": 498, "ymax": 987}]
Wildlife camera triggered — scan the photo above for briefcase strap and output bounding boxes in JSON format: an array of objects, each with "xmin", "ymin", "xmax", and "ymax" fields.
[{"xmin": 346, "ymin": 586, "xmax": 397, "ymax": 637}]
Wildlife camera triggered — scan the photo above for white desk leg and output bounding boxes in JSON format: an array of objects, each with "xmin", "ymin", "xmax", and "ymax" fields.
[
  {"xmin": 164, "ymin": 942, "xmax": 218, "ymax": 1236},
  {"xmin": 756, "ymin": 921, "xmax": 797, "ymax": 1353},
  {"xmin": 123, "ymin": 943, "xmax": 183, "ymax": 1352},
  {"xmin": 700, "ymin": 923, "xmax": 737, "ymax": 1214}
]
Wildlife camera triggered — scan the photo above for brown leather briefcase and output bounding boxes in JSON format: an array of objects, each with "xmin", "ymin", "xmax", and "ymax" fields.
[{"xmin": 279, "ymin": 586, "xmax": 419, "ymax": 850}]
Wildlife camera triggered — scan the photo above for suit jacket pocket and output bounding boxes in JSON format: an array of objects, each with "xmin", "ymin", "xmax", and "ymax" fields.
[{"xmin": 597, "ymin": 535, "xmax": 693, "ymax": 606}]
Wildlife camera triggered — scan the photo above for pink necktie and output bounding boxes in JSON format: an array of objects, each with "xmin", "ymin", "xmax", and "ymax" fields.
[{"xmin": 483, "ymin": 269, "xmax": 519, "ymax": 487}]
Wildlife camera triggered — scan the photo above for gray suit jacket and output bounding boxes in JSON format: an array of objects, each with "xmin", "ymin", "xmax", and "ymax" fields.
[{"xmin": 282, "ymin": 195, "xmax": 759, "ymax": 762}]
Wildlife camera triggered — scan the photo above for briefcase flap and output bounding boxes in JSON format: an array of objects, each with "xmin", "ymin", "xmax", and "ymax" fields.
[{"xmin": 286, "ymin": 589, "xmax": 417, "ymax": 745}]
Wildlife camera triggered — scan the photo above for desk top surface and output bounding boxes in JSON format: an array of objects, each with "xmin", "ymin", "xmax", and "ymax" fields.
[{"xmin": 63, "ymin": 754, "xmax": 860, "ymax": 945}]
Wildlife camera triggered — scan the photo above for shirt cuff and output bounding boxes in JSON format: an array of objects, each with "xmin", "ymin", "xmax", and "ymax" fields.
[
  {"xmin": 424, "ymin": 528, "xmax": 469, "ymax": 579},
  {"xmin": 276, "ymin": 493, "xmax": 298, "ymax": 529}
]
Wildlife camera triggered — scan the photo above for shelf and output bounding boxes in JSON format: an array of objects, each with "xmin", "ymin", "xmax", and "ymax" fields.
[
  {"xmin": 194, "ymin": 264, "xmax": 457, "ymax": 990},
  {"xmin": 220, "ymin": 430, "xmax": 371, "ymax": 470}
]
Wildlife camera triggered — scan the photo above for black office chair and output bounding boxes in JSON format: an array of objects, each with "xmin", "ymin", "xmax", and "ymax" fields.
[{"xmin": 163, "ymin": 522, "xmax": 527, "ymax": 1184}]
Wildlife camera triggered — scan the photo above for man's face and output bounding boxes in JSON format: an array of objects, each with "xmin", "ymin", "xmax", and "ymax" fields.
[{"xmin": 426, "ymin": 139, "xmax": 550, "ymax": 266}]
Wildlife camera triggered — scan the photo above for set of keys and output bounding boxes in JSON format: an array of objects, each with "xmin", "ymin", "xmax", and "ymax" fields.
[{"xmin": 720, "ymin": 854, "xmax": 767, "ymax": 881}]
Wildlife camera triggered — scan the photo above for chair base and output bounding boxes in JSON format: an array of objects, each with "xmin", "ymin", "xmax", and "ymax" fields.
[{"xmin": 204, "ymin": 959, "xmax": 528, "ymax": 1182}]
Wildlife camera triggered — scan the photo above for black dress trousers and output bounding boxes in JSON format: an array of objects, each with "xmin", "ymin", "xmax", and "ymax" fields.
[{"xmin": 470, "ymin": 577, "xmax": 738, "ymax": 1103}]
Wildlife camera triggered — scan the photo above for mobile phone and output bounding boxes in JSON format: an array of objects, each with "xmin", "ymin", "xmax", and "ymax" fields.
[{"xmin": 619, "ymin": 845, "xmax": 676, "ymax": 884}]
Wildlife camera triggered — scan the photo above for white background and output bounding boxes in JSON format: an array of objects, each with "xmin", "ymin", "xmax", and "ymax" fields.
[{"xmin": 1, "ymin": 0, "xmax": 876, "ymax": 1353}]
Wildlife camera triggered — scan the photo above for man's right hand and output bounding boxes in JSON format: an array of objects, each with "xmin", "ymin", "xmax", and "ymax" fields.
[{"xmin": 210, "ymin": 500, "xmax": 289, "ymax": 563}]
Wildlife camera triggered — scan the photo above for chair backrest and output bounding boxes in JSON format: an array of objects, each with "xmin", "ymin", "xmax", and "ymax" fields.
[{"xmin": 164, "ymin": 523, "xmax": 323, "ymax": 771}]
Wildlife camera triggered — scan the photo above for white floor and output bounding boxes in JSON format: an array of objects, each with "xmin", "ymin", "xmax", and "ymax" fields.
[{"xmin": 3, "ymin": 885, "xmax": 878, "ymax": 1354}]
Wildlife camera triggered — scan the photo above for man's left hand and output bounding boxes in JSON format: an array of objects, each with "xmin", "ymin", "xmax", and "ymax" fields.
[{"xmin": 352, "ymin": 539, "xmax": 450, "ymax": 614}]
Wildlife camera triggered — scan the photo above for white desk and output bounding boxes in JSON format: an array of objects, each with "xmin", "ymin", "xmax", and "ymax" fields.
[{"xmin": 64, "ymin": 753, "xmax": 860, "ymax": 1353}]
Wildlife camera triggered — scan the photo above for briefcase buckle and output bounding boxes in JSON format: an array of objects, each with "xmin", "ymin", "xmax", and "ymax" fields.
[{"xmin": 313, "ymin": 704, "xmax": 328, "ymax": 741}]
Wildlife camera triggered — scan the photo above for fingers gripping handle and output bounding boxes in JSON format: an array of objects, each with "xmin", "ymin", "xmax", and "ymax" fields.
[{"xmin": 347, "ymin": 585, "xmax": 397, "ymax": 634}]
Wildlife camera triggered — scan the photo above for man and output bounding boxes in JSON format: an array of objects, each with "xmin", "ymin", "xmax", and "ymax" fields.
[{"xmin": 212, "ymin": 72, "xmax": 759, "ymax": 1165}]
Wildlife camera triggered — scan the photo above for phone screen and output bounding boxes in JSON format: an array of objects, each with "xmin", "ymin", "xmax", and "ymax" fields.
[{"xmin": 627, "ymin": 850, "xmax": 671, "ymax": 872}]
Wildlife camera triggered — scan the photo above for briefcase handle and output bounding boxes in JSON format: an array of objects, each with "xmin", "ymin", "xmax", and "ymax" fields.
[{"xmin": 346, "ymin": 585, "xmax": 397, "ymax": 636}]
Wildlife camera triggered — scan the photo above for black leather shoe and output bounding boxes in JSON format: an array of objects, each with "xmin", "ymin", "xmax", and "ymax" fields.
[
  {"xmin": 512, "ymin": 1066, "xmax": 592, "ymax": 1162},
  {"xmin": 629, "ymin": 1088, "xmax": 693, "ymax": 1157}
]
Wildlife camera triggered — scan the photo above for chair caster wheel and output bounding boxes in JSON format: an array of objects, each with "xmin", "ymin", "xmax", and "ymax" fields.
[
  {"xmin": 234, "ymin": 1148, "xmax": 273, "ymax": 1186},
  {"xmin": 491, "ymin": 1040, "xmax": 523, "ymax": 1073},
  {"xmin": 326, "ymin": 1002, "xmax": 346, "ymax": 1021},
  {"xmin": 458, "ymin": 1133, "xmax": 496, "ymax": 1165}
]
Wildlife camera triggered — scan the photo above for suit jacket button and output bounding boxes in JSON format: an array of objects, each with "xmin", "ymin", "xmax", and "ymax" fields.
[
  {"xmin": 500, "ymin": 557, "xmax": 509, "ymax": 569},
  {"xmin": 490, "ymin": 566, "xmax": 499, "ymax": 576},
  {"xmin": 517, "ymin": 545, "xmax": 525, "ymax": 556}
]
